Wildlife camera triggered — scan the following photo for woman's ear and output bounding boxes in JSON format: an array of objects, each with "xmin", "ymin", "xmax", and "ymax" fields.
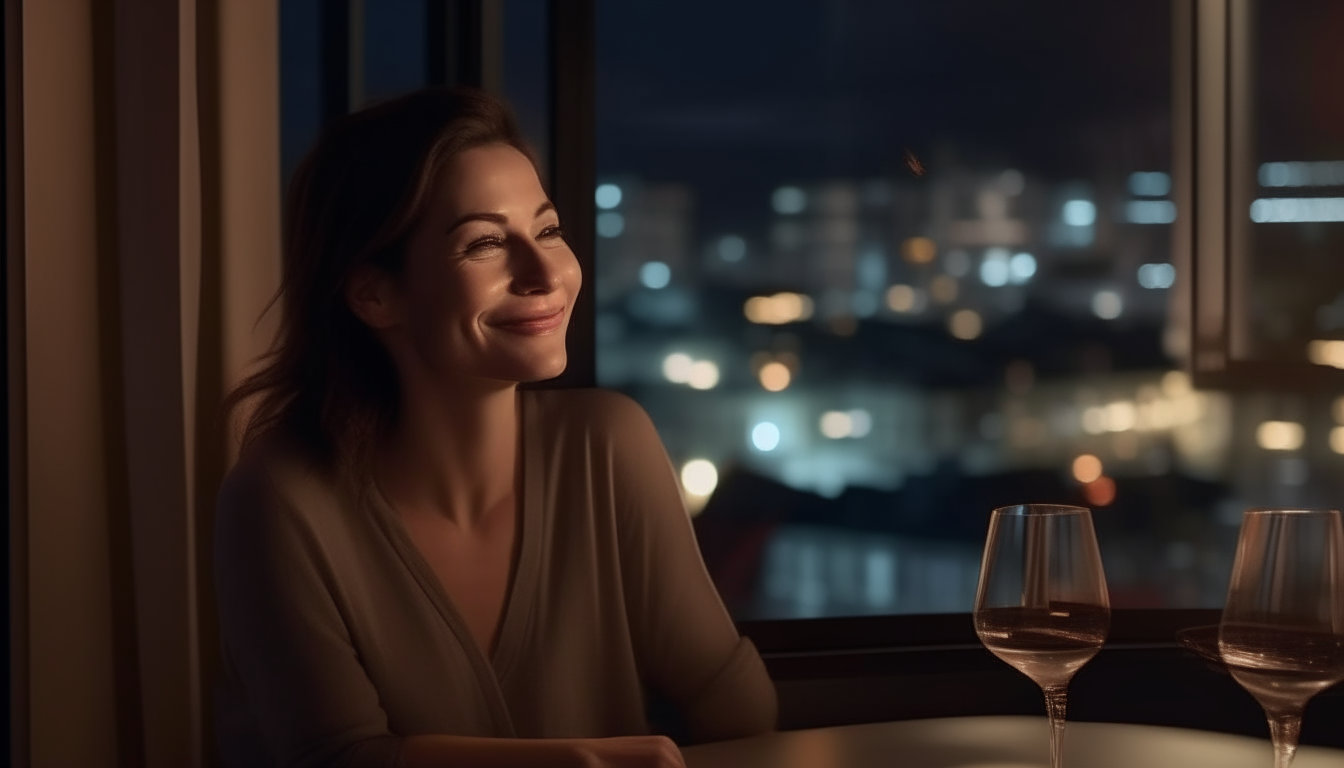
[{"xmin": 346, "ymin": 265, "xmax": 400, "ymax": 330}]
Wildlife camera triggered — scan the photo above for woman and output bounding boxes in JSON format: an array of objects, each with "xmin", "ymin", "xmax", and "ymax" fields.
[{"xmin": 214, "ymin": 88, "xmax": 777, "ymax": 768}]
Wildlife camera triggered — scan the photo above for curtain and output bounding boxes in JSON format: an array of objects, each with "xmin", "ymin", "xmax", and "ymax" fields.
[{"xmin": 8, "ymin": 1, "xmax": 281, "ymax": 766}]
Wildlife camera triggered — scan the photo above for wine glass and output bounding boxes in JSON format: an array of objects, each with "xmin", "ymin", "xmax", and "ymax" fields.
[
  {"xmin": 973, "ymin": 504, "xmax": 1110, "ymax": 768},
  {"xmin": 1218, "ymin": 509, "xmax": 1344, "ymax": 768}
]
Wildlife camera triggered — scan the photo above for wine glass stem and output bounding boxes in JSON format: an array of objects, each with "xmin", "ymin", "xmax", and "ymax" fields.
[
  {"xmin": 1043, "ymin": 684, "xmax": 1068, "ymax": 768},
  {"xmin": 1267, "ymin": 710, "xmax": 1302, "ymax": 768}
]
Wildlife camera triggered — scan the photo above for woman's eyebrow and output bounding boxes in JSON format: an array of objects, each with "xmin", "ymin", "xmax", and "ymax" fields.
[
  {"xmin": 444, "ymin": 202, "xmax": 557, "ymax": 234},
  {"xmin": 444, "ymin": 212, "xmax": 507, "ymax": 235}
]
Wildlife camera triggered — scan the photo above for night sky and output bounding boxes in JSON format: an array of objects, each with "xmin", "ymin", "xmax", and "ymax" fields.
[{"xmin": 596, "ymin": 0, "xmax": 1172, "ymax": 234}]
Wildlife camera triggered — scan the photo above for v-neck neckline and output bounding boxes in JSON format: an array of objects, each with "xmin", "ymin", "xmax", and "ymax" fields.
[{"xmin": 366, "ymin": 391, "xmax": 543, "ymax": 734}]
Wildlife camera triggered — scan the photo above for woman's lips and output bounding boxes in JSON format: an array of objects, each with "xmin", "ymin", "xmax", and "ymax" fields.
[{"xmin": 494, "ymin": 308, "xmax": 566, "ymax": 335}]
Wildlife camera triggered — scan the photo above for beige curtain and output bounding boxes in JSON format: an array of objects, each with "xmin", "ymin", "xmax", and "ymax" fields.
[{"xmin": 8, "ymin": 1, "xmax": 281, "ymax": 766}]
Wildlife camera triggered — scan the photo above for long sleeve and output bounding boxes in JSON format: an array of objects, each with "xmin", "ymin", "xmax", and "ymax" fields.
[
  {"xmin": 599, "ymin": 393, "xmax": 779, "ymax": 742},
  {"xmin": 214, "ymin": 457, "xmax": 405, "ymax": 768}
]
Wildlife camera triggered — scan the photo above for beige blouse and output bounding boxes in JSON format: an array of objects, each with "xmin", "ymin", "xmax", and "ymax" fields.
[{"xmin": 213, "ymin": 388, "xmax": 777, "ymax": 768}]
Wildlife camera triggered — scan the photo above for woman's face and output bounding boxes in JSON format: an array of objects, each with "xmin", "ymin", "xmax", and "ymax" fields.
[{"xmin": 363, "ymin": 143, "xmax": 581, "ymax": 388}]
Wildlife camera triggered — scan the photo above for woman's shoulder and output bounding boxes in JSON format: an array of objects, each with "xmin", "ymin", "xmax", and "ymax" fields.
[
  {"xmin": 525, "ymin": 387, "xmax": 658, "ymax": 444},
  {"xmin": 216, "ymin": 431, "xmax": 347, "ymax": 534}
]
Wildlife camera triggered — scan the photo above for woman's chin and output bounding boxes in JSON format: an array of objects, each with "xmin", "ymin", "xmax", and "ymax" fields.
[{"xmin": 502, "ymin": 351, "xmax": 568, "ymax": 384}]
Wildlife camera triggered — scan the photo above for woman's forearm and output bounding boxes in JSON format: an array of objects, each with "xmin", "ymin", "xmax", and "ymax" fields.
[
  {"xmin": 401, "ymin": 734, "xmax": 581, "ymax": 768},
  {"xmin": 400, "ymin": 733, "xmax": 685, "ymax": 768}
]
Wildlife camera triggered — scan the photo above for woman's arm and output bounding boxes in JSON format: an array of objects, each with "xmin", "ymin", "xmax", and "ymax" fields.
[
  {"xmin": 597, "ymin": 393, "xmax": 779, "ymax": 743},
  {"xmin": 401, "ymin": 734, "xmax": 685, "ymax": 768}
]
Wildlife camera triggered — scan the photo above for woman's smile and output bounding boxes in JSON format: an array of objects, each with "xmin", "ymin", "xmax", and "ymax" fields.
[{"xmin": 490, "ymin": 306, "xmax": 567, "ymax": 335}]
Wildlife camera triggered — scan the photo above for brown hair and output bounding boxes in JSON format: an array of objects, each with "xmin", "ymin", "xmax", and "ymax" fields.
[{"xmin": 224, "ymin": 87, "xmax": 536, "ymax": 485}]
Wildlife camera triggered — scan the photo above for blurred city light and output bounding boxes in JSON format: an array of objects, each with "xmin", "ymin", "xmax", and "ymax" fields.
[
  {"xmin": 680, "ymin": 459, "xmax": 719, "ymax": 496},
  {"xmin": 820, "ymin": 411, "xmax": 853, "ymax": 439},
  {"xmin": 1092, "ymin": 290, "xmax": 1123, "ymax": 319},
  {"xmin": 1082, "ymin": 406, "xmax": 1107, "ymax": 435},
  {"xmin": 744, "ymin": 292, "xmax": 814, "ymax": 324},
  {"xmin": 1084, "ymin": 476, "xmax": 1116, "ymax": 506},
  {"xmin": 1008, "ymin": 252, "xmax": 1036, "ymax": 284},
  {"xmin": 1258, "ymin": 160, "xmax": 1344, "ymax": 187},
  {"xmin": 1073, "ymin": 454, "xmax": 1103, "ymax": 483},
  {"xmin": 687, "ymin": 360, "xmax": 720, "ymax": 390},
  {"xmin": 1125, "ymin": 200, "xmax": 1177, "ymax": 224},
  {"xmin": 979, "ymin": 248, "xmax": 1010, "ymax": 287},
  {"xmin": 639, "ymin": 261, "xmax": 671, "ymax": 289},
  {"xmin": 998, "ymin": 169, "xmax": 1025, "ymax": 196},
  {"xmin": 1250, "ymin": 198, "xmax": 1344, "ymax": 223},
  {"xmin": 1256, "ymin": 421, "xmax": 1304, "ymax": 451},
  {"xmin": 849, "ymin": 292, "xmax": 878, "ymax": 317},
  {"xmin": 1331, "ymin": 426, "xmax": 1344, "ymax": 455},
  {"xmin": 943, "ymin": 249, "xmax": 971, "ymax": 277},
  {"xmin": 1161, "ymin": 370, "xmax": 1190, "ymax": 397},
  {"xmin": 949, "ymin": 309, "xmax": 983, "ymax": 340},
  {"xmin": 662, "ymin": 352, "xmax": 693, "ymax": 383},
  {"xmin": 1128, "ymin": 171, "xmax": 1172, "ymax": 197},
  {"xmin": 929, "ymin": 275, "xmax": 958, "ymax": 304},
  {"xmin": 901, "ymin": 237, "xmax": 937, "ymax": 264},
  {"xmin": 597, "ymin": 211, "xmax": 625, "ymax": 237},
  {"xmin": 771, "ymin": 186, "xmax": 807, "ymax": 214},
  {"xmin": 595, "ymin": 183, "xmax": 623, "ymax": 209},
  {"xmin": 758, "ymin": 362, "xmax": 792, "ymax": 392},
  {"xmin": 1104, "ymin": 401, "xmax": 1136, "ymax": 432},
  {"xmin": 751, "ymin": 422, "xmax": 781, "ymax": 452},
  {"xmin": 885, "ymin": 284, "xmax": 918, "ymax": 313},
  {"xmin": 858, "ymin": 249, "xmax": 887, "ymax": 289},
  {"xmin": 848, "ymin": 409, "xmax": 873, "ymax": 438},
  {"xmin": 1137, "ymin": 263, "xmax": 1176, "ymax": 289},
  {"xmin": 718, "ymin": 235, "xmax": 746, "ymax": 262},
  {"xmin": 1063, "ymin": 199, "xmax": 1096, "ymax": 226},
  {"xmin": 1307, "ymin": 339, "xmax": 1344, "ymax": 368}
]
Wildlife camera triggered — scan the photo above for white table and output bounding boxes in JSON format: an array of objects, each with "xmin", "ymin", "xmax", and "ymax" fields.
[{"xmin": 681, "ymin": 716, "xmax": 1344, "ymax": 768}]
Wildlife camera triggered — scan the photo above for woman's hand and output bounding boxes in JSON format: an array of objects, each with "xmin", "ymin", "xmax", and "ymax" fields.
[{"xmin": 569, "ymin": 735, "xmax": 687, "ymax": 768}]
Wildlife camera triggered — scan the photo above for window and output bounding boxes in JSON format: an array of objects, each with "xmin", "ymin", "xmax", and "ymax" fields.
[{"xmin": 591, "ymin": 0, "xmax": 1307, "ymax": 621}]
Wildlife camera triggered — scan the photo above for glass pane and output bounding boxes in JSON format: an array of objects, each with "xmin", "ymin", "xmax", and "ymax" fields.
[
  {"xmin": 1251, "ymin": 0, "xmax": 1344, "ymax": 366},
  {"xmin": 594, "ymin": 0, "xmax": 1229, "ymax": 619}
]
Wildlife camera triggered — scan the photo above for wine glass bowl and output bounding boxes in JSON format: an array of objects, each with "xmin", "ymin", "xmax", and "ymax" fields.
[
  {"xmin": 1218, "ymin": 508, "xmax": 1344, "ymax": 768},
  {"xmin": 973, "ymin": 504, "xmax": 1110, "ymax": 768}
]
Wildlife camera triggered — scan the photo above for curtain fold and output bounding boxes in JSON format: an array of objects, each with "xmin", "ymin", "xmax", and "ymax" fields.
[{"xmin": 10, "ymin": 1, "xmax": 281, "ymax": 766}]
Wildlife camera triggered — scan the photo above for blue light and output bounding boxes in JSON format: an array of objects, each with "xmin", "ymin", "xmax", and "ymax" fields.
[
  {"xmin": 718, "ymin": 235, "xmax": 746, "ymax": 262},
  {"xmin": 772, "ymin": 186, "xmax": 807, "ymax": 215},
  {"xmin": 751, "ymin": 422, "xmax": 781, "ymax": 452},
  {"xmin": 1258, "ymin": 161, "xmax": 1344, "ymax": 188},
  {"xmin": 1137, "ymin": 263, "xmax": 1175, "ymax": 289},
  {"xmin": 1063, "ymin": 200, "xmax": 1096, "ymax": 227},
  {"xmin": 1250, "ymin": 198, "xmax": 1344, "ymax": 223},
  {"xmin": 1126, "ymin": 200, "xmax": 1177, "ymax": 224},
  {"xmin": 596, "ymin": 212, "xmax": 625, "ymax": 238},
  {"xmin": 639, "ymin": 261, "xmax": 671, "ymax": 289},
  {"xmin": 1128, "ymin": 171, "xmax": 1172, "ymax": 197},
  {"xmin": 979, "ymin": 248, "xmax": 1010, "ymax": 287},
  {"xmin": 1008, "ymin": 252, "xmax": 1036, "ymax": 284},
  {"xmin": 595, "ymin": 183, "xmax": 623, "ymax": 209}
]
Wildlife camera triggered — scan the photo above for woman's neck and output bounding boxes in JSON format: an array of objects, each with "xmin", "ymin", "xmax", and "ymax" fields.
[{"xmin": 376, "ymin": 379, "xmax": 520, "ymax": 532}]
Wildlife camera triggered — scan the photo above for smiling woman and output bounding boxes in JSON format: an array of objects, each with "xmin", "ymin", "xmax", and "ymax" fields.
[{"xmin": 215, "ymin": 89, "xmax": 776, "ymax": 768}]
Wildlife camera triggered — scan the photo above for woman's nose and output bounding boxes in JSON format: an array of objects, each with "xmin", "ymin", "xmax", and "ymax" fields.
[{"xmin": 509, "ymin": 237, "xmax": 575, "ymax": 295}]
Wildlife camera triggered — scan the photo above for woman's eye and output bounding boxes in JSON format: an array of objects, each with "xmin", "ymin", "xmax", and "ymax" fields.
[
  {"xmin": 464, "ymin": 237, "xmax": 505, "ymax": 255},
  {"xmin": 539, "ymin": 225, "xmax": 565, "ymax": 240}
]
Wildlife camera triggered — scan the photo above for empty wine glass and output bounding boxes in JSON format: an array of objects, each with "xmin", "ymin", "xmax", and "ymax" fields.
[
  {"xmin": 974, "ymin": 504, "xmax": 1110, "ymax": 768},
  {"xmin": 1218, "ymin": 509, "xmax": 1344, "ymax": 768}
]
